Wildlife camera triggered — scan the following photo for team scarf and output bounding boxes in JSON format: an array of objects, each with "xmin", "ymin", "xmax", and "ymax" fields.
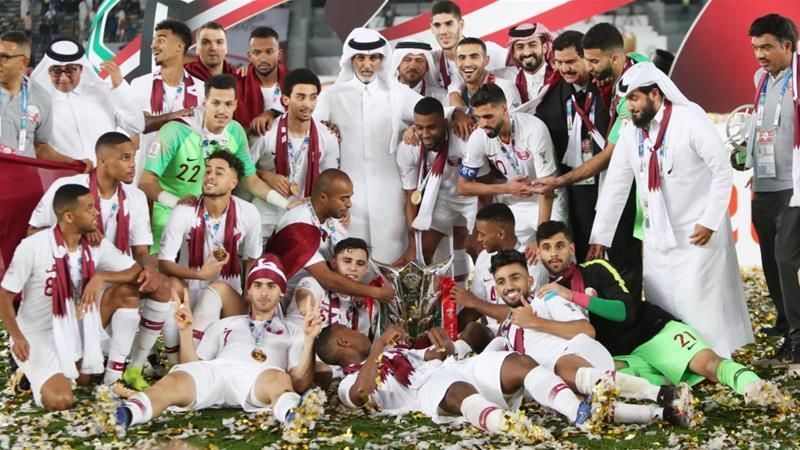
[
  {"xmin": 463, "ymin": 73, "xmax": 495, "ymax": 107},
  {"xmin": 88, "ymin": 170, "xmax": 130, "ymax": 254},
  {"xmin": 515, "ymin": 64, "xmax": 552, "ymax": 104},
  {"xmin": 641, "ymin": 100, "xmax": 677, "ymax": 249},
  {"xmin": 411, "ymin": 132, "xmax": 449, "ymax": 231},
  {"xmin": 326, "ymin": 293, "xmax": 376, "ymax": 340},
  {"xmin": 746, "ymin": 52, "xmax": 800, "ymax": 167},
  {"xmin": 501, "ymin": 319, "xmax": 526, "ymax": 354},
  {"xmin": 188, "ymin": 197, "xmax": 241, "ymax": 278},
  {"xmin": 49, "ymin": 226, "xmax": 104, "ymax": 379},
  {"xmin": 274, "ymin": 115, "xmax": 322, "ymax": 197},
  {"xmin": 184, "ymin": 59, "xmax": 237, "ymax": 81},
  {"xmin": 438, "ymin": 51, "xmax": 451, "ymax": 89},
  {"xmin": 234, "ymin": 63, "xmax": 287, "ymax": 130},
  {"xmin": 511, "ymin": 67, "xmax": 562, "ymax": 115},
  {"xmin": 562, "ymin": 91, "xmax": 607, "ymax": 168},
  {"xmin": 149, "ymin": 69, "xmax": 198, "ymax": 115},
  {"xmin": 342, "ymin": 348, "xmax": 417, "ymax": 388},
  {"xmin": 553, "ymin": 263, "xmax": 585, "ymax": 293}
]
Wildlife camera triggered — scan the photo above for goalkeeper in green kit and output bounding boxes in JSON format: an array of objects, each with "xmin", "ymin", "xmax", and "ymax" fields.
[
  {"xmin": 139, "ymin": 74, "xmax": 295, "ymax": 252},
  {"xmin": 532, "ymin": 221, "xmax": 789, "ymax": 411}
]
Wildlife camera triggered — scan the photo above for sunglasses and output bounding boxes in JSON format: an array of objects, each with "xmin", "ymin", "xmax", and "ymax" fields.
[{"xmin": 48, "ymin": 64, "xmax": 82, "ymax": 76}]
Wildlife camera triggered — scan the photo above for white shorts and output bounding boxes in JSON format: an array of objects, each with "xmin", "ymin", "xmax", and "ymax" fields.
[
  {"xmin": 11, "ymin": 331, "xmax": 75, "ymax": 407},
  {"xmin": 429, "ymin": 199, "xmax": 477, "ymax": 236},
  {"xmin": 170, "ymin": 359, "xmax": 284, "ymax": 412},
  {"xmin": 417, "ymin": 351, "xmax": 523, "ymax": 422},
  {"xmin": 550, "ymin": 333, "xmax": 614, "ymax": 372}
]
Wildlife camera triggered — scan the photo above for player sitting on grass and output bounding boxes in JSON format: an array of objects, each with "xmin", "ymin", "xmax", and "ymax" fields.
[
  {"xmin": 114, "ymin": 254, "xmax": 325, "ymax": 439},
  {"xmin": 491, "ymin": 248, "xmax": 694, "ymax": 427},
  {"xmin": 533, "ymin": 220, "xmax": 789, "ymax": 410}
]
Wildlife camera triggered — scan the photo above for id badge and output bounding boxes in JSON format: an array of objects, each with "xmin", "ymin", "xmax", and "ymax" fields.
[
  {"xmin": 756, "ymin": 128, "xmax": 776, "ymax": 178},
  {"xmin": 575, "ymin": 138, "xmax": 595, "ymax": 186}
]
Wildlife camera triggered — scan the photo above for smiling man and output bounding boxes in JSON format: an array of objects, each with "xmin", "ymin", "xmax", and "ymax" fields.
[
  {"xmin": 448, "ymin": 38, "xmax": 520, "ymax": 110},
  {"xmin": 138, "ymin": 73, "xmax": 289, "ymax": 254},
  {"xmin": 234, "ymin": 26, "xmax": 287, "ymax": 137},
  {"xmin": 590, "ymin": 63, "xmax": 753, "ymax": 358},
  {"xmin": 250, "ymin": 68, "xmax": 340, "ymax": 240},
  {"xmin": 496, "ymin": 22, "xmax": 554, "ymax": 103}
]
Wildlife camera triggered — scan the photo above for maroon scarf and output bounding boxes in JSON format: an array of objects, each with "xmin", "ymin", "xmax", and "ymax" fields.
[
  {"xmin": 554, "ymin": 263, "xmax": 585, "ymax": 294},
  {"xmin": 515, "ymin": 64, "xmax": 552, "ymax": 103},
  {"xmin": 438, "ymin": 51, "xmax": 451, "ymax": 89},
  {"xmin": 234, "ymin": 63, "xmax": 287, "ymax": 130},
  {"xmin": 52, "ymin": 226, "xmax": 95, "ymax": 318},
  {"xmin": 341, "ymin": 348, "xmax": 416, "ymax": 388},
  {"xmin": 274, "ymin": 115, "xmax": 321, "ymax": 197},
  {"xmin": 188, "ymin": 197, "xmax": 241, "ymax": 278},
  {"xmin": 328, "ymin": 294, "xmax": 376, "ymax": 339},
  {"xmin": 643, "ymin": 101, "xmax": 673, "ymax": 191},
  {"xmin": 416, "ymin": 133, "xmax": 449, "ymax": 182},
  {"xmin": 184, "ymin": 60, "xmax": 237, "ymax": 81},
  {"xmin": 88, "ymin": 170, "xmax": 129, "ymax": 254},
  {"xmin": 150, "ymin": 70, "xmax": 198, "ymax": 115}
]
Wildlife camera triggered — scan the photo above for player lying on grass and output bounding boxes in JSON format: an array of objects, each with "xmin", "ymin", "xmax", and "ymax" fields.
[
  {"xmin": 114, "ymin": 254, "xmax": 326, "ymax": 438},
  {"xmin": 317, "ymin": 321, "xmax": 632, "ymax": 441},
  {"xmin": 532, "ymin": 220, "xmax": 789, "ymax": 410},
  {"xmin": 490, "ymin": 248, "xmax": 694, "ymax": 427}
]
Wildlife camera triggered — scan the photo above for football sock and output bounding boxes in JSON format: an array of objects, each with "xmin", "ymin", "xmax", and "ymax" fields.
[
  {"xmin": 128, "ymin": 299, "xmax": 170, "ymax": 368},
  {"xmin": 192, "ymin": 287, "xmax": 223, "ymax": 347},
  {"xmin": 460, "ymin": 393, "xmax": 504, "ymax": 433},
  {"xmin": 104, "ymin": 308, "xmax": 139, "ymax": 384},
  {"xmin": 716, "ymin": 359, "xmax": 761, "ymax": 395},
  {"xmin": 274, "ymin": 392, "xmax": 302, "ymax": 425},
  {"xmin": 125, "ymin": 393, "xmax": 154, "ymax": 426},
  {"xmin": 524, "ymin": 366, "xmax": 581, "ymax": 420}
]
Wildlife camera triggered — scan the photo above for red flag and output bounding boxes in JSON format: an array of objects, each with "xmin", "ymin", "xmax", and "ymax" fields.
[{"xmin": 0, "ymin": 154, "xmax": 83, "ymax": 279}]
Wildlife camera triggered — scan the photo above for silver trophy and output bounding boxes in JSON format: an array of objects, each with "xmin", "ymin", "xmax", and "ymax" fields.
[{"xmin": 372, "ymin": 255, "xmax": 454, "ymax": 342}]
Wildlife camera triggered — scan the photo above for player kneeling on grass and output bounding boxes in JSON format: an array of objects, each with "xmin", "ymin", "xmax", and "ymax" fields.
[
  {"xmin": 490, "ymin": 249, "xmax": 694, "ymax": 427},
  {"xmin": 316, "ymin": 323, "xmax": 625, "ymax": 441},
  {"xmin": 533, "ymin": 220, "xmax": 790, "ymax": 410},
  {"xmin": 1, "ymin": 184, "xmax": 148, "ymax": 410},
  {"xmin": 115, "ymin": 254, "xmax": 326, "ymax": 438}
]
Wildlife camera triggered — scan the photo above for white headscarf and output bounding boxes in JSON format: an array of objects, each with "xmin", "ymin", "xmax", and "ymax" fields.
[
  {"xmin": 390, "ymin": 40, "xmax": 438, "ymax": 89},
  {"xmin": 615, "ymin": 62, "xmax": 708, "ymax": 120},
  {"xmin": 31, "ymin": 38, "xmax": 106, "ymax": 95},
  {"xmin": 336, "ymin": 27, "xmax": 393, "ymax": 88}
]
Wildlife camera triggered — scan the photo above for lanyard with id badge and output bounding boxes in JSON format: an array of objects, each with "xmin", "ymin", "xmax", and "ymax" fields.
[
  {"xmin": 568, "ymin": 92, "xmax": 599, "ymax": 186},
  {"xmin": 754, "ymin": 70, "xmax": 791, "ymax": 178}
]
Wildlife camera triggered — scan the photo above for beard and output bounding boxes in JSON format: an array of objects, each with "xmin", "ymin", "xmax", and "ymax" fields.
[
  {"xmin": 632, "ymin": 98, "xmax": 658, "ymax": 128},
  {"xmin": 484, "ymin": 120, "xmax": 503, "ymax": 139},
  {"xmin": 595, "ymin": 63, "xmax": 613, "ymax": 81},
  {"xmin": 519, "ymin": 53, "xmax": 543, "ymax": 73}
]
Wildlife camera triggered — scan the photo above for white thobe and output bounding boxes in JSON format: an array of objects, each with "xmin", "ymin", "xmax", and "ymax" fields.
[
  {"xmin": 314, "ymin": 78, "xmax": 422, "ymax": 263},
  {"xmin": 590, "ymin": 103, "xmax": 753, "ymax": 357},
  {"xmin": 49, "ymin": 80, "xmax": 143, "ymax": 163}
]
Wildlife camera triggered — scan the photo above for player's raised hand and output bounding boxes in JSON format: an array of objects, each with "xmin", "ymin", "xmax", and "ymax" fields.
[
  {"xmin": 174, "ymin": 287, "xmax": 193, "ymax": 331},
  {"xmin": 379, "ymin": 325, "xmax": 408, "ymax": 347},
  {"xmin": 510, "ymin": 296, "xmax": 537, "ymax": 328},
  {"xmin": 402, "ymin": 125, "xmax": 420, "ymax": 146},
  {"xmin": 427, "ymin": 327, "xmax": 455, "ymax": 356},
  {"xmin": 303, "ymin": 298, "xmax": 324, "ymax": 340},
  {"xmin": 448, "ymin": 285, "xmax": 476, "ymax": 309},
  {"xmin": 199, "ymin": 253, "xmax": 229, "ymax": 280},
  {"xmin": 451, "ymin": 109, "xmax": 475, "ymax": 141}
]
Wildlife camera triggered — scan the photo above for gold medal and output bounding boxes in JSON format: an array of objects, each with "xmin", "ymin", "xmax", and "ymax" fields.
[
  {"xmin": 212, "ymin": 247, "xmax": 228, "ymax": 262},
  {"xmin": 290, "ymin": 183, "xmax": 301, "ymax": 196},
  {"xmin": 411, "ymin": 190, "xmax": 423, "ymax": 205},
  {"xmin": 251, "ymin": 348, "xmax": 267, "ymax": 362}
]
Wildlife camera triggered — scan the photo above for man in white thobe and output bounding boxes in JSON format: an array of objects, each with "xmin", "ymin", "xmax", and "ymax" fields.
[
  {"xmin": 30, "ymin": 39, "xmax": 143, "ymax": 164},
  {"xmin": 589, "ymin": 63, "xmax": 753, "ymax": 357},
  {"xmin": 314, "ymin": 28, "xmax": 424, "ymax": 263},
  {"xmin": 391, "ymin": 40, "xmax": 448, "ymax": 104}
]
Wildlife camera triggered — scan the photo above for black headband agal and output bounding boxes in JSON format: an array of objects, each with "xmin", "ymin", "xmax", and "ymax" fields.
[
  {"xmin": 347, "ymin": 37, "xmax": 387, "ymax": 51},
  {"xmin": 508, "ymin": 25, "xmax": 537, "ymax": 38},
  {"xmin": 394, "ymin": 41, "xmax": 432, "ymax": 51},
  {"xmin": 46, "ymin": 39, "xmax": 85, "ymax": 62}
]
